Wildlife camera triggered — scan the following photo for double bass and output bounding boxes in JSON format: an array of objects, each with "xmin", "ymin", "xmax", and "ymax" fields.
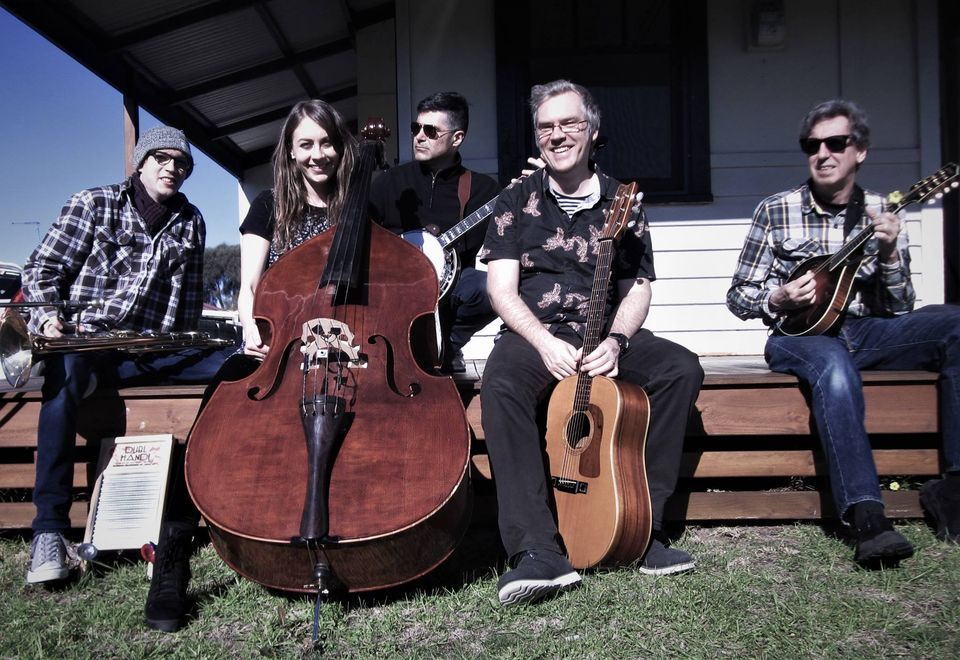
[{"xmin": 184, "ymin": 121, "xmax": 472, "ymax": 593}]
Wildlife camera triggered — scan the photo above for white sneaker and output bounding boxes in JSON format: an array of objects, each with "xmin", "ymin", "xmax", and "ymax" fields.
[{"xmin": 26, "ymin": 532, "xmax": 77, "ymax": 584}]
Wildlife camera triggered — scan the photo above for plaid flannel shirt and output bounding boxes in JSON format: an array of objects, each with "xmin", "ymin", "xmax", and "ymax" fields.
[
  {"xmin": 22, "ymin": 178, "xmax": 205, "ymax": 334},
  {"xmin": 726, "ymin": 181, "xmax": 914, "ymax": 327}
]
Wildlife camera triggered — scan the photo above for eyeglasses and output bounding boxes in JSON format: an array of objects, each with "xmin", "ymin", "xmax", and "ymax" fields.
[
  {"xmin": 536, "ymin": 119, "xmax": 589, "ymax": 139},
  {"xmin": 799, "ymin": 135, "xmax": 852, "ymax": 156},
  {"xmin": 411, "ymin": 122, "xmax": 454, "ymax": 140},
  {"xmin": 151, "ymin": 151, "xmax": 191, "ymax": 172}
]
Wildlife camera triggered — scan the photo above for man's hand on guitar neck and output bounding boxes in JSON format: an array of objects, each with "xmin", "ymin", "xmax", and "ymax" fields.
[
  {"xmin": 769, "ymin": 270, "xmax": 818, "ymax": 312},
  {"xmin": 578, "ymin": 339, "xmax": 621, "ymax": 378}
]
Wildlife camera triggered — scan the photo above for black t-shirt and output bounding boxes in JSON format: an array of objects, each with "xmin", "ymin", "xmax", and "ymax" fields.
[{"xmin": 239, "ymin": 190, "xmax": 331, "ymax": 268}]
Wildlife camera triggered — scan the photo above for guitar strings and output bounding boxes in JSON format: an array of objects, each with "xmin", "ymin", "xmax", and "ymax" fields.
[{"xmin": 560, "ymin": 187, "xmax": 631, "ymax": 482}]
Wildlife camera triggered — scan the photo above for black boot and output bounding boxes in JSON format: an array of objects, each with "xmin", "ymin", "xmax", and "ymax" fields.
[
  {"xmin": 849, "ymin": 501, "xmax": 914, "ymax": 567},
  {"xmin": 144, "ymin": 523, "xmax": 194, "ymax": 632}
]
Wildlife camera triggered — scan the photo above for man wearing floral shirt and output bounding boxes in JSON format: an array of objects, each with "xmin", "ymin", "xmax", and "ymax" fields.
[{"xmin": 480, "ymin": 80, "xmax": 704, "ymax": 606}]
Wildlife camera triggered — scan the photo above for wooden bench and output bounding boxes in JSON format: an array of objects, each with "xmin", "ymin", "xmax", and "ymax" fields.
[{"xmin": 0, "ymin": 356, "xmax": 941, "ymax": 529}]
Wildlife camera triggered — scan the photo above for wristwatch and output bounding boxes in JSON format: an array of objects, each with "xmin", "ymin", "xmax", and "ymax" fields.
[{"xmin": 608, "ymin": 332, "xmax": 629, "ymax": 353}]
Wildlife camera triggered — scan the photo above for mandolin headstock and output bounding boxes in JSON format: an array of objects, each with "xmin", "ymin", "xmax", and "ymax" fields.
[{"xmin": 887, "ymin": 162, "xmax": 959, "ymax": 213}]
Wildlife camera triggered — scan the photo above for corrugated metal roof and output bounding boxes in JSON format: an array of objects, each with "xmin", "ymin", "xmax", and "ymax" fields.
[{"xmin": 0, "ymin": 0, "xmax": 395, "ymax": 177}]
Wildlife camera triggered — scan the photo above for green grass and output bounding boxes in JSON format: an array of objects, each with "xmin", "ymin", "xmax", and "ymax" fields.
[{"xmin": 2, "ymin": 520, "xmax": 959, "ymax": 659}]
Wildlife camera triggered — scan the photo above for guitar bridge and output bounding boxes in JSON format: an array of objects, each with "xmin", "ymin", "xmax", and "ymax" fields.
[{"xmin": 552, "ymin": 476, "xmax": 588, "ymax": 494}]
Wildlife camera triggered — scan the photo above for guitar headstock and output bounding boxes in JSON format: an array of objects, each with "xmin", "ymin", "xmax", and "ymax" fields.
[
  {"xmin": 601, "ymin": 181, "xmax": 640, "ymax": 241},
  {"xmin": 887, "ymin": 163, "xmax": 959, "ymax": 212}
]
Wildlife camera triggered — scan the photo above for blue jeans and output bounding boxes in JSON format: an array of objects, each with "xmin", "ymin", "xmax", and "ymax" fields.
[
  {"xmin": 32, "ymin": 346, "xmax": 236, "ymax": 533},
  {"xmin": 765, "ymin": 304, "xmax": 960, "ymax": 518}
]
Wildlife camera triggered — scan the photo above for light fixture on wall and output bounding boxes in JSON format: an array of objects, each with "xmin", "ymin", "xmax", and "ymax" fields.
[{"xmin": 746, "ymin": 0, "xmax": 786, "ymax": 51}]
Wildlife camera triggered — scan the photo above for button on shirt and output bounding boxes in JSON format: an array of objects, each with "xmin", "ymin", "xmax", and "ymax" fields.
[{"xmin": 480, "ymin": 167, "xmax": 654, "ymax": 336}]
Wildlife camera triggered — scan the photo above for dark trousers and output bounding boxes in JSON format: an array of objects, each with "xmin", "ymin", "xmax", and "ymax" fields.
[
  {"xmin": 479, "ymin": 327, "xmax": 703, "ymax": 559},
  {"xmin": 32, "ymin": 346, "xmax": 236, "ymax": 533},
  {"xmin": 445, "ymin": 267, "xmax": 497, "ymax": 352}
]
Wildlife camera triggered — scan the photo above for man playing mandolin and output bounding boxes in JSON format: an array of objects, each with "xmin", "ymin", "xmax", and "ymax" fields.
[
  {"xmin": 369, "ymin": 92, "xmax": 500, "ymax": 372},
  {"xmin": 727, "ymin": 99, "xmax": 960, "ymax": 566},
  {"xmin": 480, "ymin": 79, "xmax": 704, "ymax": 606}
]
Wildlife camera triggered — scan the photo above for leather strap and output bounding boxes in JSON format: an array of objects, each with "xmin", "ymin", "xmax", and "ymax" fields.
[{"xmin": 457, "ymin": 170, "xmax": 472, "ymax": 219}]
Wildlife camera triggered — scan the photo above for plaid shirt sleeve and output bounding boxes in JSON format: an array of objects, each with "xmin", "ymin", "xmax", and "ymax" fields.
[
  {"xmin": 21, "ymin": 191, "xmax": 98, "ymax": 333},
  {"xmin": 726, "ymin": 196, "xmax": 780, "ymax": 323},
  {"xmin": 175, "ymin": 208, "xmax": 206, "ymax": 330},
  {"xmin": 858, "ymin": 193, "xmax": 915, "ymax": 316}
]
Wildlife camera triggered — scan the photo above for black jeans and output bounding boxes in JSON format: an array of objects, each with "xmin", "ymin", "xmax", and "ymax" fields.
[
  {"xmin": 479, "ymin": 327, "xmax": 703, "ymax": 559},
  {"xmin": 445, "ymin": 267, "xmax": 497, "ymax": 352}
]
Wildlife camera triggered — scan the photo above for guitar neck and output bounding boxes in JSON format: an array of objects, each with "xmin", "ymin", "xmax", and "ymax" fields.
[
  {"xmin": 580, "ymin": 241, "xmax": 617, "ymax": 357},
  {"xmin": 436, "ymin": 194, "xmax": 500, "ymax": 249}
]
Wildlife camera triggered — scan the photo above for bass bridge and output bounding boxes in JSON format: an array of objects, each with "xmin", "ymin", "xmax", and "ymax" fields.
[{"xmin": 300, "ymin": 318, "xmax": 367, "ymax": 370}]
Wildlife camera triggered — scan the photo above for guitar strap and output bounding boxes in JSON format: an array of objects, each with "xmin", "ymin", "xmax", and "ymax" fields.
[
  {"xmin": 843, "ymin": 185, "xmax": 865, "ymax": 238},
  {"xmin": 457, "ymin": 170, "xmax": 472, "ymax": 219}
]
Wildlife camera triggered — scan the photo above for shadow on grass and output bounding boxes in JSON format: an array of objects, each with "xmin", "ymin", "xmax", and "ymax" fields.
[{"xmin": 188, "ymin": 490, "xmax": 507, "ymax": 614}]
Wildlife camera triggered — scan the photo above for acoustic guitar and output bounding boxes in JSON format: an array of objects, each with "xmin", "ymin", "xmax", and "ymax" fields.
[
  {"xmin": 776, "ymin": 163, "xmax": 959, "ymax": 337},
  {"xmin": 543, "ymin": 181, "xmax": 653, "ymax": 570}
]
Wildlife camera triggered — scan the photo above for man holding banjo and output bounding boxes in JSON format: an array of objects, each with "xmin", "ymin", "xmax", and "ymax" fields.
[{"xmin": 369, "ymin": 92, "xmax": 500, "ymax": 372}]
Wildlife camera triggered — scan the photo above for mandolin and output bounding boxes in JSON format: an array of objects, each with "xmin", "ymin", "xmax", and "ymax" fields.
[
  {"xmin": 777, "ymin": 163, "xmax": 959, "ymax": 337},
  {"xmin": 543, "ymin": 181, "xmax": 652, "ymax": 570}
]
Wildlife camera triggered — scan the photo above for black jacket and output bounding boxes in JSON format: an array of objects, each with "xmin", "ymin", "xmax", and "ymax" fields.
[{"xmin": 369, "ymin": 156, "xmax": 500, "ymax": 268}]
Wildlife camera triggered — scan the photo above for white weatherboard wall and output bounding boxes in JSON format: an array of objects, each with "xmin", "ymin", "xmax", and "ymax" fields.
[
  {"xmin": 237, "ymin": 0, "xmax": 946, "ymax": 361},
  {"xmin": 463, "ymin": 0, "xmax": 945, "ymax": 360}
]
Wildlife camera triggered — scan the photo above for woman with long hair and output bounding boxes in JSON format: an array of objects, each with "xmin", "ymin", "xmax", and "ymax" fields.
[
  {"xmin": 143, "ymin": 99, "xmax": 358, "ymax": 633},
  {"xmin": 238, "ymin": 99, "xmax": 358, "ymax": 357}
]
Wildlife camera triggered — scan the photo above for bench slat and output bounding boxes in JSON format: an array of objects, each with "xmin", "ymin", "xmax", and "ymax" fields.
[
  {"xmin": 0, "ymin": 502, "xmax": 89, "ymax": 529},
  {"xmin": 0, "ymin": 463, "xmax": 86, "ymax": 488},
  {"xmin": 668, "ymin": 491, "xmax": 921, "ymax": 520},
  {"xmin": 0, "ymin": 360, "xmax": 941, "ymax": 528}
]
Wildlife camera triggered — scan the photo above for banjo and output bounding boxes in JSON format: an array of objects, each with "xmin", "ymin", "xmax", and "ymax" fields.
[{"xmin": 400, "ymin": 192, "xmax": 501, "ymax": 300}]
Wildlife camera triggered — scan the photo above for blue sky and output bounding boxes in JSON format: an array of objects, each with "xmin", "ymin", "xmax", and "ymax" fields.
[{"xmin": 0, "ymin": 9, "xmax": 241, "ymax": 268}]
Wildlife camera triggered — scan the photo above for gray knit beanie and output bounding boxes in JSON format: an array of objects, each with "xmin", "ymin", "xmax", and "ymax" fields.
[{"xmin": 132, "ymin": 126, "xmax": 194, "ymax": 178}]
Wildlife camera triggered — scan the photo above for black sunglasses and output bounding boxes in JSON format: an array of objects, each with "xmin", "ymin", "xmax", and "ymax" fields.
[
  {"xmin": 799, "ymin": 135, "xmax": 852, "ymax": 155},
  {"xmin": 151, "ymin": 151, "xmax": 191, "ymax": 172},
  {"xmin": 410, "ymin": 122, "xmax": 454, "ymax": 140}
]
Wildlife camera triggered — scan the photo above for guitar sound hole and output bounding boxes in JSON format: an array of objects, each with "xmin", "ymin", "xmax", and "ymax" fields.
[{"xmin": 564, "ymin": 412, "xmax": 591, "ymax": 449}]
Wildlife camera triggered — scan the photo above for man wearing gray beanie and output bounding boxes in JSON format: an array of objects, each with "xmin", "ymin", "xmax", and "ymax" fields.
[{"xmin": 19, "ymin": 125, "xmax": 233, "ymax": 588}]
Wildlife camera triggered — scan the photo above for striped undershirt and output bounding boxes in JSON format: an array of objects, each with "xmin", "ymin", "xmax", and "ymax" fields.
[{"xmin": 553, "ymin": 191, "xmax": 594, "ymax": 217}]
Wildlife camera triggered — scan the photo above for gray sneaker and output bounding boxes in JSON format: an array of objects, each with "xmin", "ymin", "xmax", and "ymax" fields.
[{"xmin": 26, "ymin": 532, "xmax": 77, "ymax": 584}]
